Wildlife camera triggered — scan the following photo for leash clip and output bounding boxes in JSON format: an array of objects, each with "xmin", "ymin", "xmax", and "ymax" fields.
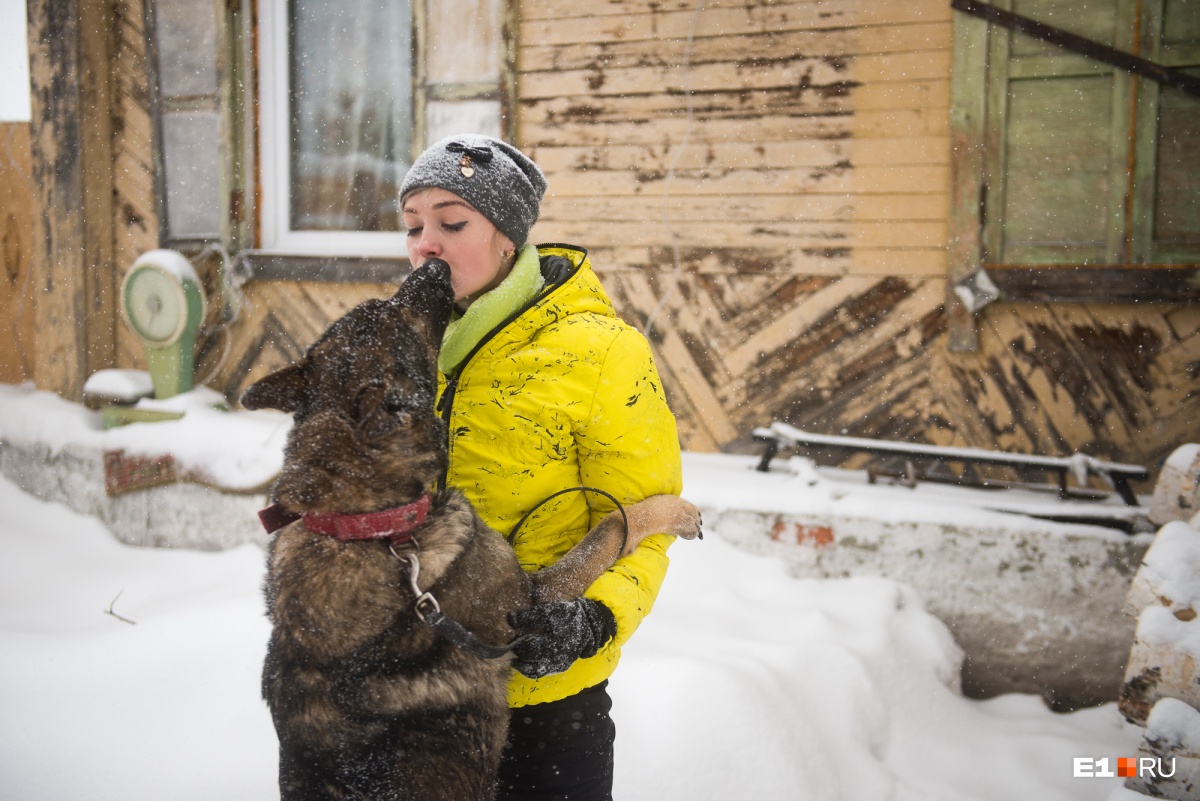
[{"xmin": 397, "ymin": 551, "xmax": 442, "ymax": 621}]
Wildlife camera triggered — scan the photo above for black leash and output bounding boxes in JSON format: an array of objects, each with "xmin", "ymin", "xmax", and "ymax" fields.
[
  {"xmin": 507, "ymin": 486, "xmax": 629, "ymax": 554},
  {"xmin": 395, "ymin": 486, "xmax": 629, "ymax": 661},
  {"xmin": 391, "ymin": 547, "xmax": 520, "ymax": 660}
]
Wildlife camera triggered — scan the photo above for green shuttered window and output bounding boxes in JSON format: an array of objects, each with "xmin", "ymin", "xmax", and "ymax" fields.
[{"xmin": 953, "ymin": 0, "xmax": 1200, "ymax": 284}]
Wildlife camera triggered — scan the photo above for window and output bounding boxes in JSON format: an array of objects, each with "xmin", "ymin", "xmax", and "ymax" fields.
[
  {"xmin": 948, "ymin": 0, "xmax": 1200, "ymax": 327},
  {"xmin": 257, "ymin": 0, "xmax": 507, "ymax": 257}
]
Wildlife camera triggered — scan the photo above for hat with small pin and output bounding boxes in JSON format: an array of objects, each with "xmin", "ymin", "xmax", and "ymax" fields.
[{"xmin": 400, "ymin": 134, "xmax": 547, "ymax": 248}]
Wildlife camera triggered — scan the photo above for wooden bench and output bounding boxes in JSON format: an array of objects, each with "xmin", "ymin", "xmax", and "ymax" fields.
[{"xmin": 752, "ymin": 421, "xmax": 1149, "ymax": 506}]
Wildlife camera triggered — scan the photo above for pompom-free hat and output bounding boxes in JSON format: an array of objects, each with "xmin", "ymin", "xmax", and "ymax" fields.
[{"xmin": 399, "ymin": 134, "xmax": 547, "ymax": 248}]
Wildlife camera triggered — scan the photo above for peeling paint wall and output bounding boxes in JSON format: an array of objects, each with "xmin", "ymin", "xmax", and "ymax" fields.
[
  {"xmin": 5, "ymin": 0, "xmax": 1198, "ymax": 483},
  {"xmin": 515, "ymin": 0, "xmax": 1200, "ymax": 482}
]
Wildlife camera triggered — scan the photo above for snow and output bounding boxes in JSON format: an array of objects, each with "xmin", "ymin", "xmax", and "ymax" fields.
[
  {"xmin": 0, "ymin": 473, "xmax": 1146, "ymax": 801},
  {"xmin": 0, "ymin": 381, "xmax": 1155, "ymax": 800},
  {"xmin": 0, "ymin": 382, "xmax": 289, "ymax": 491},
  {"xmin": 1135, "ymin": 521, "xmax": 1200, "ymax": 610},
  {"xmin": 1136, "ymin": 606, "xmax": 1200, "ymax": 660},
  {"xmin": 132, "ymin": 248, "xmax": 201, "ymax": 283},
  {"xmin": 82, "ymin": 369, "xmax": 155, "ymax": 402},
  {"xmin": 1145, "ymin": 698, "xmax": 1200, "ymax": 754}
]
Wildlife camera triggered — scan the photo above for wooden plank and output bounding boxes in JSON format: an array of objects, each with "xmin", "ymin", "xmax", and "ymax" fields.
[
  {"xmin": 27, "ymin": 0, "xmax": 92, "ymax": 400},
  {"xmin": 519, "ymin": 22, "xmax": 953, "ymax": 72},
  {"xmin": 520, "ymin": 96, "xmax": 950, "ymax": 141},
  {"xmin": 586, "ymin": 242, "xmax": 948, "ymax": 274},
  {"xmin": 989, "ymin": 266, "xmax": 1200, "ymax": 303},
  {"xmin": 545, "ymin": 240, "xmax": 948, "ymax": 277},
  {"xmin": 111, "ymin": 0, "xmax": 161, "ymax": 371},
  {"xmin": 522, "ymin": 0, "xmax": 859, "ymax": 20},
  {"xmin": 520, "ymin": 0, "xmax": 951, "ymax": 42},
  {"xmin": 80, "ymin": 0, "xmax": 117, "ymax": 373},
  {"xmin": 0, "ymin": 124, "xmax": 36, "ymax": 383},
  {"xmin": 535, "ymin": 191, "xmax": 949, "ymax": 223},
  {"xmin": 521, "ymin": 57, "xmax": 853, "ymax": 100},
  {"xmin": 529, "ymin": 136, "xmax": 947, "ymax": 175},
  {"xmin": 947, "ymin": 8, "xmax": 989, "ymax": 351},
  {"xmin": 541, "ymin": 163, "xmax": 950, "ymax": 197},
  {"xmin": 531, "ymin": 140, "xmax": 850, "ymax": 173},
  {"xmin": 531, "ymin": 219, "xmax": 947, "ymax": 250},
  {"xmin": 520, "ymin": 57, "xmax": 948, "ymax": 103}
]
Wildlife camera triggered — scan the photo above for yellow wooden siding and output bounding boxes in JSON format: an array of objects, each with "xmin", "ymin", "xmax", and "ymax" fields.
[{"xmin": 513, "ymin": 0, "xmax": 1198, "ymax": 479}]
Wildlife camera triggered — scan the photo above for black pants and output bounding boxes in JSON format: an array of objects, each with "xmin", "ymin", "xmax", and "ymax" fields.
[{"xmin": 495, "ymin": 681, "xmax": 615, "ymax": 801}]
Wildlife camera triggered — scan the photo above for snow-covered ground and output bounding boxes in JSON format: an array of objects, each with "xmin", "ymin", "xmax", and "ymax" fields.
[
  {"xmin": 0, "ymin": 466, "xmax": 1147, "ymax": 800},
  {"xmin": 0, "ymin": 380, "xmax": 1156, "ymax": 799}
]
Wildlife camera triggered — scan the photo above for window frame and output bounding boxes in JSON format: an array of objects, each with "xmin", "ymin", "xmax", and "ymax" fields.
[
  {"xmin": 947, "ymin": 0, "xmax": 1200, "ymax": 350},
  {"xmin": 256, "ymin": 0, "xmax": 414, "ymax": 257}
]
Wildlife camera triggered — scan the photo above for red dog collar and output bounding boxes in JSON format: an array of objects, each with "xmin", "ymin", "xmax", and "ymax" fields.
[{"xmin": 258, "ymin": 494, "xmax": 432, "ymax": 543}]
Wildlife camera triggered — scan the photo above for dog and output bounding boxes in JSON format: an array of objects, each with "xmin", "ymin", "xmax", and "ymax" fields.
[{"xmin": 241, "ymin": 259, "xmax": 701, "ymax": 801}]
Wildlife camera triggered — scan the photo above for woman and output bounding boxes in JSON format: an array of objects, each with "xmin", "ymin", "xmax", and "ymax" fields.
[{"xmin": 399, "ymin": 134, "xmax": 683, "ymax": 801}]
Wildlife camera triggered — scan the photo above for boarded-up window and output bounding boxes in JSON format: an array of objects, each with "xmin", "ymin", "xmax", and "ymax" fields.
[{"xmin": 955, "ymin": 0, "xmax": 1200, "ymax": 272}]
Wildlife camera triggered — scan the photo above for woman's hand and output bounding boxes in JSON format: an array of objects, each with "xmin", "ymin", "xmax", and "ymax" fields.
[{"xmin": 507, "ymin": 598, "xmax": 617, "ymax": 678}]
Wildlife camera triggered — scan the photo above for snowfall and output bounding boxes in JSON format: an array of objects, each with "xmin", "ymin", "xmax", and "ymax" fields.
[{"xmin": 0, "ymin": 380, "xmax": 1155, "ymax": 801}]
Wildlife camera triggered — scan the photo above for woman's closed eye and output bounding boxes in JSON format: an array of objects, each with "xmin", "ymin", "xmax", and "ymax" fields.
[{"xmin": 404, "ymin": 221, "xmax": 467, "ymax": 237}]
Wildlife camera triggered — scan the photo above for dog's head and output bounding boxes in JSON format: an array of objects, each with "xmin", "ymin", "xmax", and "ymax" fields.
[{"xmin": 242, "ymin": 260, "xmax": 455, "ymax": 514}]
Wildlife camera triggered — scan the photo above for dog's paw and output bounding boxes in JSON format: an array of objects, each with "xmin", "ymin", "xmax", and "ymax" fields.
[
  {"xmin": 665, "ymin": 498, "xmax": 703, "ymax": 541},
  {"xmin": 628, "ymin": 495, "xmax": 703, "ymax": 542}
]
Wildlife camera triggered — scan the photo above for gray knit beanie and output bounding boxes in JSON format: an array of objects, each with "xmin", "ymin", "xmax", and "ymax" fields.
[{"xmin": 399, "ymin": 134, "xmax": 547, "ymax": 248}]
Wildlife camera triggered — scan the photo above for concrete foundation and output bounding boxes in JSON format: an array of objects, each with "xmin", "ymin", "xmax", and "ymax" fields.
[
  {"xmin": 706, "ymin": 506, "xmax": 1148, "ymax": 710},
  {"xmin": 0, "ymin": 439, "xmax": 268, "ymax": 551}
]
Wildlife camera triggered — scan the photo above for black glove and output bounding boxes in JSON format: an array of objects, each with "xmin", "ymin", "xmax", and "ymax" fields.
[{"xmin": 507, "ymin": 597, "xmax": 617, "ymax": 679}]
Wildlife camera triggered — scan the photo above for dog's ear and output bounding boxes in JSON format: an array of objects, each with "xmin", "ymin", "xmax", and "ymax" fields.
[
  {"xmin": 241, "ymin": 364, "xmax": 307, "ymax": 413},
  {"xmin": 392, "ymin": 258, "xmax": 454, "ymax": 340}
]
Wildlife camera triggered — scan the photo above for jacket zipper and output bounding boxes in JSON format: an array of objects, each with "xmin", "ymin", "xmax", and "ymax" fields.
[{"xmin": 435, "ymin": 255, "xmax": 579, "ymax": 491}]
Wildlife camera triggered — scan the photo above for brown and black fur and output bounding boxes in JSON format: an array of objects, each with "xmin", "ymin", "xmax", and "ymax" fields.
[{"xmin": 241, "ymin": 260, "xmax": 701, "ymax": 801}]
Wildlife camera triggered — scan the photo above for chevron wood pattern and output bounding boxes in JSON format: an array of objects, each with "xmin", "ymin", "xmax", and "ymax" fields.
[
  {"xmin": 201, "ymin": 280, "xmax": 395, "ymax": 400},
  {"xmin": 597, "ymin": 264, "xmax": 1200, "ymax": 487}
]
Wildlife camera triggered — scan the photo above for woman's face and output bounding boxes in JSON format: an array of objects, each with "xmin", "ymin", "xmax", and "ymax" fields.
[{"xmin": 402, "ymin": 187, "xmax": 515, "ymax": 303}]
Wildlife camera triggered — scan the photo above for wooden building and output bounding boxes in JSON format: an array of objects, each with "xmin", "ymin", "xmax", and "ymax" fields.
[{"xmin": 1, "ymin": 0, "xmax": 1197, "ymax": 485}]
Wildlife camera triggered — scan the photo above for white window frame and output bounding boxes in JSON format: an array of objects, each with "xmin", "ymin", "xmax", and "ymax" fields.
[{"xmin": 257, "ymin": 0, "xmax": 411, "ymax": 256}]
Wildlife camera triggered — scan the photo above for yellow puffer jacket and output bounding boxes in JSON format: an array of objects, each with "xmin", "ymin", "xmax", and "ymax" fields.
[{"xmin": 436, "ymin": 244, "xmax": 682, "ymax": 707}]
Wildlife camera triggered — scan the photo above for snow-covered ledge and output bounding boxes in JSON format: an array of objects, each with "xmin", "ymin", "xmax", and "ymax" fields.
[
  {"xmin": 0, "ymin": 383, "xmax": 288, "ymax": 550},
  {"xmin": 683, "ymin": 452, "xmax": 1154, "ymax": 710}
]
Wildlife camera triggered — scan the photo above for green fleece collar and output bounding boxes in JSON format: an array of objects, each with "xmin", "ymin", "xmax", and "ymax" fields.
[{"xmin": 439, "ymin": 244, "xmax": 544, "ymax": 374}]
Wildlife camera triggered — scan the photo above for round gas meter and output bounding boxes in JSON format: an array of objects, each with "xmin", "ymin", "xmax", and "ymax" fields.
[{"xmin": 119, "ymin": 249, "xmax": 207, "ymax": 398}]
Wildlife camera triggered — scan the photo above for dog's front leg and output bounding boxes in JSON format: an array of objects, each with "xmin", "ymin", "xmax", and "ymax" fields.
[{"xmin": 528, "ymin": 494, "xmax": 701, "ymax": 605}]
